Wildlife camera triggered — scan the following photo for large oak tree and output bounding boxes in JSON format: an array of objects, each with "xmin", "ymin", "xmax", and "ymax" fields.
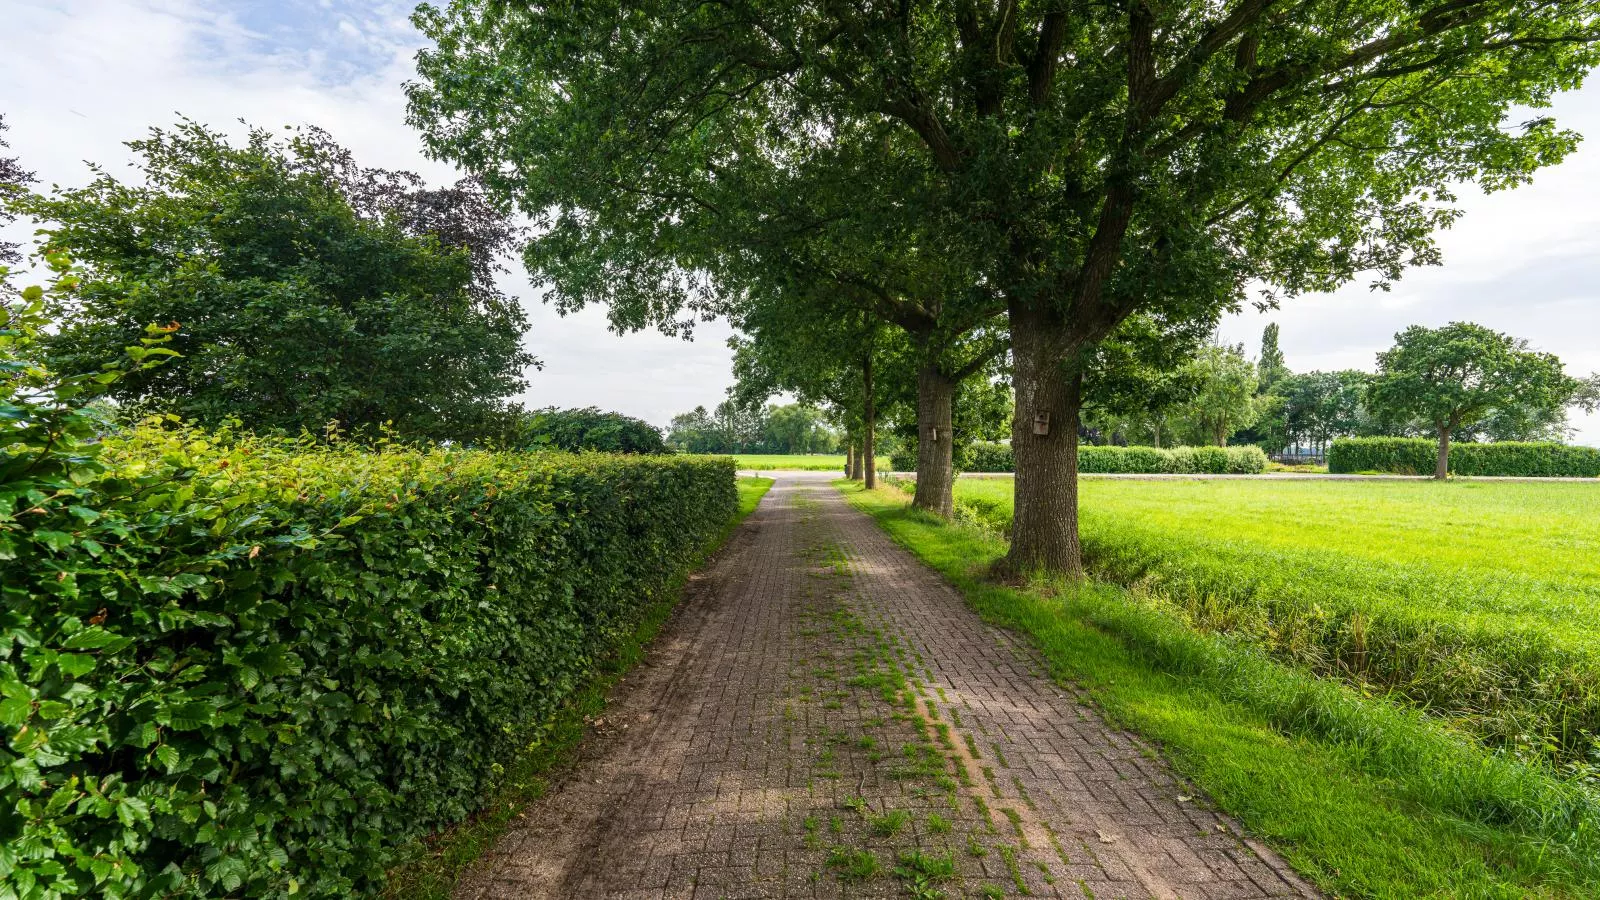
[{"xmin": 411, "ymin": 0, "xmax": 1600, "ymax": 573}]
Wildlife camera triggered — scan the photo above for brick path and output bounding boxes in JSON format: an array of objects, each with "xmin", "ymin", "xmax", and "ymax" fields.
[{"xmin": 456, "ymin": 473, "xmax": 1318, "ymax": 899}]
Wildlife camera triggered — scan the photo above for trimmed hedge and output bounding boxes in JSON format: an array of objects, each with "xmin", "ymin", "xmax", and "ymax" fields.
[
  {"xmin": 1329, "ymin": 437, "xmax": 1600, "ymax": 477},
  {"xmin": 1, "ymin": 425, "xmax": 735, "ymax": 897},
  {"xmin": 959, "ymin": 441, "xmax": 1267, "ymax": 475}
]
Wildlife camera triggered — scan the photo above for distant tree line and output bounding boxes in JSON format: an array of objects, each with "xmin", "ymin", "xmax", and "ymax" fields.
[
  {"xmin": 667, "ymin": 401, "xmax": 841, "ymax": 455},
  {"xmin": 493, "ymin": 406, "xmax": 668, "ymax": 454},
  {"xmin": 1083, "ymin": 321, "xmax": 1595, "ymax": 470}
]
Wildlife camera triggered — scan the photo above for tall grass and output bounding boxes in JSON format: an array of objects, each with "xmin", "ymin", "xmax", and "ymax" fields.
[{"xmin": 949, "ymin": 477, "xmax": 1600, "ymax": 775}]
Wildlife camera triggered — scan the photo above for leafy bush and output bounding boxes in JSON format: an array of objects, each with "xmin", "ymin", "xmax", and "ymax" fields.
[
  {"xmin": 960, "ymin": 441, "xmax": 1266, "ymax": 474},
  {"xmin": 2, "ymin": 409, "xmax": 732, "ymax": 896},
  {"xmin": 965, "ymin": 441, "xmax": 1015, "ymax": 473},
  {"xmin": 1224, "ymin": 446, "xmax": 1270, "ymax": 474},
  {"xmin": 1329, "ymin": 437, "xmax": 1600, "ymax": 477},
  {"xmin": 889, "ymin": 445, "xmax": 916, "ymax": 471},
  {"xmin": 510, "ymin": 405, "xmax": 668, "ymax": 453}
]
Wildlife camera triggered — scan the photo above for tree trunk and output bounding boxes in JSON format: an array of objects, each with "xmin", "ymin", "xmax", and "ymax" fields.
[
  {"xmin": 912, "ymin": 365, "xmax": 957, "ymax": 518},
  {"xmin": 1003, "ymin": 301, "xmax": 1083, "ymax": 577},
  {"xmin": 1435, "ymin": 425, "xmax": 1450, "ymax": 480},
  {"xmin": 847, "ymin": 439, "xmax": 862, "ymax": 479},
  {"xmin": 863, "ymin": 354, "xmax": 877, "ymax": 490},
  {"xmin": 1151, "ymin": 422, "xmax": 1161, "ymax": 448},
  {"xmin": 844, "ymin": 442, "xmax": 854, "ymax": 477}
]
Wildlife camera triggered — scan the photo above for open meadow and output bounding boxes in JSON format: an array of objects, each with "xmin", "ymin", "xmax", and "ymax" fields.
[
  {"xmin": 850, "ymin": 477, "xmax": 1600, "ymax": 896},
  {"xmin": 951, "ymin": 476, "xmax": 1600, "ymax": 770}
]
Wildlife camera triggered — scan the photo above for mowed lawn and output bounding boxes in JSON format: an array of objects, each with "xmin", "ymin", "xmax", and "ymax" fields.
[
  {"xmin": 957, "ymin": 476, "xmax": 1600, "ymax": 623},
  {"xmin": 951, "ymin": 476, "xmax": 1600, "ymax": 766}
]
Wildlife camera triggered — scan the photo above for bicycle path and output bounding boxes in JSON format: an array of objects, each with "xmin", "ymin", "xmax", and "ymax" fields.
[{"xmin": 455, "ymin": 472, "xmax": 1317, "ymax": 899}]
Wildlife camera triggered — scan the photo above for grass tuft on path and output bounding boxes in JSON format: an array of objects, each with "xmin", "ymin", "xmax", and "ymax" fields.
[
  {"xmin": 840, "ymin": 479, "xmax": 1600, "ymax": 899},
  {"xmin": 383, "ymin": 477, "xmax": 774, "ymax": 899}
]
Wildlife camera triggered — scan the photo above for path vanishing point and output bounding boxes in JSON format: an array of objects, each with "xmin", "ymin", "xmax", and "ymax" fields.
[{"xmin": 456, "ymin": 472, "xmax": 1318, "ymax": 900}]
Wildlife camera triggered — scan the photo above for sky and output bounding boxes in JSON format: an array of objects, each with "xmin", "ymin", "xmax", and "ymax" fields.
[{"xmin": 3, "ymin": 0, "xmax": 1597, "ymax": 443}]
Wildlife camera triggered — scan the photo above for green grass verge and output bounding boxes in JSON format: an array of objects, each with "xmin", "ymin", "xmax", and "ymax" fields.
[
  {"xmin": 383, "ymin": 476, "xmax": 774, "ymax": 899},
  {"xmin": 840, "ymin": 480, "xmax": 1600, "ymax": 899},
  {"xmin": 949, "ymin": 476, "xmax": 1600, "ymax": 771},
  {"xmin": 686, "ymin": 453, "xmax": 891, "ymax": 472}
]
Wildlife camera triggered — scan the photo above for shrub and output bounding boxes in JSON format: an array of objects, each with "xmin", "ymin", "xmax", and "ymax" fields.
[
  {"xmin": 966, "ymin": 441, "xmax": 1015, "ymax": 472},
  {"xmin": 512, "ymin": 406, "xmax": 668, "ymax": 453},
  {"xmin": 1, "ymin": 422, "xmax": 734, "ymax": 897},
  {"xmin": 959, "ymin": 442, "xmax": 1266, "ymax": 475},
  {"xmin": 1329, "ymin": 437, "xmax": 1600, "ymax": 477},
  {"xmin": 1224, "ymin": 446, "xmax": 1270, "ymax": 474},
  {"xmin": 889, "ymin": 445, "xmax": 917, "ymax": 471}
]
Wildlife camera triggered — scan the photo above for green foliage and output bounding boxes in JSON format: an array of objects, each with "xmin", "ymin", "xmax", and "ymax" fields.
[
  {"xmin": 847, "ymin": 481, "xmax": 1600, "ymax": 897},
  {"xmin": 950, "ymin": 476, "xmax": 1600, "ymax": 773},
  {"xmin": 1367, "ymin": 323, "xmax": 1576, "ymax": 476},
  {"xmin": 670, "ymin": 403, "xmax": 838, "ymax": 455},
  {"xmin": 1329, "ymin": 437, "xmax": 1600, "ymax": 477},
  {"xmin": 1257, "ymin": 325, "xmax": 1288, "ymax": 395},
  {"xmin": 16, "ymin": 120, "xmax": 533, "ymax": 443},
  {"xmin": 380, "ymin": 475, "xmax": 768, "ymax": 899},
  {"xmin": 1, "ymin": 371, "xmax": 734, "ymax": 898},
  {"xmin": 0, "ymin": 114, "xmax": 35, "ymax": 267},
  {"xmin": 1270, "ymin": 371, "xmax": 1373, "ymax": 452},
  {"xmin": 502, "ymin": 406, "xmax": 667, "ymax": 454},
  {"xmin": 1175, "ymin": 343, "xmax": 1264, "ymax": 447},
  {"xmin": 762, "ymin": 404, "xmax": 837, "ymax": 454},
  {"xmin": 958, "ymin": 443, "xmax": 1266, "ymax": 475},
  {"xmin": 409, "ymin": 0, "xmax": 1600, "ymax": 574},
  {"xmin": 825, "ymin": 847, "xmax": 880, "ymax": 882}
]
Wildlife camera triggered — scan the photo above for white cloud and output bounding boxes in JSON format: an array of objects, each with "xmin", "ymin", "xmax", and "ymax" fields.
[
  {"xmin": 1220, "ymin": 85, "xmax": 1600, "ymax": 447},
  {"xmin": 1, "ymin": 0, "xmax": 737, "ymax": 428}
]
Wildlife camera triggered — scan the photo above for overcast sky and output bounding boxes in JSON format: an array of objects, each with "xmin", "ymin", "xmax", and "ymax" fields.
[{"xmin": 4, "ymin": 0, "xmax": 1597, "ymax": 444}]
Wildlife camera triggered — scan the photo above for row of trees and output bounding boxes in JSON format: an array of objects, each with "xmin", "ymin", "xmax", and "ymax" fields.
[
  {"xmin": 1091, "ymin": 319, "xmax": 1597, "ymax": 479},
  {"xmin": 1260, "ymin": 327, "xmax": 1598, "ymax": 458},
  {"xmin": 409, "ymin": 0, "xmax": 1600, "ymax": 574},
  {"xmin": 667, "ymin": 402, "xmax": 841, "ymax": 455}
]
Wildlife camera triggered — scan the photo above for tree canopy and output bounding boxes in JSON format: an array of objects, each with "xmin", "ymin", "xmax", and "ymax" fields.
[
  {"xmin": 668, "ymin": 402, "xmax": 839, "ymax": 455},
  {"xmin": 1367, "ymin": 322, "xmax": 1577, "ymax": 478},
  {"xmin": 410, "ymin": 0, "xmax": 1600, "ymax": 572},
  {"xmin": 503, "ymin": 406, "xmax": 669, "ymax": 454},
  {"xmin": 1258, "ymin": 324, "xmax": 1288, "ymax": 395},
  {"xmin": 17, "ymin": 121, "xmax": 535, "ymax": 442},
  {"xmin": 0, "ymin": 114, "xmax": 35, "ymax": 268}
]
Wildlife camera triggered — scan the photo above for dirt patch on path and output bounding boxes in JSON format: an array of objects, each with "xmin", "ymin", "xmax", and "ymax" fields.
[{"xmin": 454, "ymin": 473, "xmax": 1318, "ymax": 899}]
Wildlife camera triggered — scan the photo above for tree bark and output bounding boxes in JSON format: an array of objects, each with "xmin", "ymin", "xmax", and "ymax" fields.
[
  {"xmin": 847, "ymin": 439, "xmax": 861, "ymax": 479},
  {"xmin": 862, "ymin": 354, "xmax": 877, "ymax": 490},
  {"xmin": 1003, "ymin": 301, "xmax": 1083, "ymax": 577},
  {"xmin": 1435, "ymin": 425, "xmax": 1450, "ymax": 480},
  {"xmin": 911, "ymin": 364, "xmax": 957, "ymax": 518}
]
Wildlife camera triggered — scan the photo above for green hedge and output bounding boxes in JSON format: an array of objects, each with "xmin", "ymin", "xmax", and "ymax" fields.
[
  {"xmin": 0, "ymin": 425, "xmax": 735, "ymax": 897},
  {"xmin": 1329, "ymin": 437, "xmax": 1600, "ymax": 477},
  {"xmin": 958, "ymin": 441, "xmax": 1267, "ymax": 474}
]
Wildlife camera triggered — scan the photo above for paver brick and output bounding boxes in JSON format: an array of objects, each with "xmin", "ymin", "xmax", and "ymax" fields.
[{"xmin": 452, "ymin": 473, "xmax": 1319, "ymax": 899}]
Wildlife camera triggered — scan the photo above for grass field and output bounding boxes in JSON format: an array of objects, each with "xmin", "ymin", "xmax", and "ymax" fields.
[
  {"xmin": 844, "ymin": 479, "xmax": 1600, "ymax": 898},
  {"xmin": 947, "ymin": 476, "xmax": 1600, "ymax": 772},
  {"xmin": 697, "ymin": 453, "xmax": 892, "ymax": 472}
]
